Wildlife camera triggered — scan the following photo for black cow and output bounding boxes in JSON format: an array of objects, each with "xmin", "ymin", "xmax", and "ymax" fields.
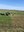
[
  {"xmin": 1, "ymin": 13, "xmax": 5, "ymax": 15},
  {"xmin": 6, "ymin": 12, "xmax": 10, "ymax": 16},
  {"xmin": 6, "ymin": 13, "xmax": 8, "ymax": 16}
]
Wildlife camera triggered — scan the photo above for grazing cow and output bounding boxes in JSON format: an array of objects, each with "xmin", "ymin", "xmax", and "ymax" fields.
[
  {"xmin": 6, "ymin": 13, "xmax": 8, "ymax": 16},
  {"xmin": 1, "ymin": 13, "xmax": 5, "ymax": 15},
  {"xmin": 6, "ymin": 12, "xmax": 10, "ymax": 16},
  {"xmin": 8, "ymin": 13, "xmax": 10, "ymax": 15}
]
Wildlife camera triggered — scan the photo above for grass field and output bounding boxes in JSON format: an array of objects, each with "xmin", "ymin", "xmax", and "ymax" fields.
[{"xmin": 0, "ymin": 10, "xmax": 24, "ymax": 32}]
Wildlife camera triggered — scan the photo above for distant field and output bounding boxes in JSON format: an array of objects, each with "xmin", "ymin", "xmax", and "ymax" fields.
[
  {"xmin": 0, "ymin": 10, "xmax": 24, "ymax": 15},
  {"xmin": 0, "ymin": 10, "xmax": 24, "ymax": 32}
]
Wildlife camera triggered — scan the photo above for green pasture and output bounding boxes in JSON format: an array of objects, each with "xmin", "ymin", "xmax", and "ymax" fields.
[{"xmin": 0, "ymin": 15, "xmax": 12, "ymax": 24}]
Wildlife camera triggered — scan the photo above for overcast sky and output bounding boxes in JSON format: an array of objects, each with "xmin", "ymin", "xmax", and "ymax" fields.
[{"xmin": 0, "ymin": 0, "xmax": 24, "ymax": 10}]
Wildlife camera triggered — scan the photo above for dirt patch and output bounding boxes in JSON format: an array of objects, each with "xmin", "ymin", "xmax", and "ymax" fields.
[{"xmin": 12, "ymin": 15, "xmax": 24, "ymax": 29}]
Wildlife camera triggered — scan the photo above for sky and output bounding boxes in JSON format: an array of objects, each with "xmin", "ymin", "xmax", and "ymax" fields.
[{"xmin": 0, "ymin": 0, "xmax": 24, "ymax": 10}]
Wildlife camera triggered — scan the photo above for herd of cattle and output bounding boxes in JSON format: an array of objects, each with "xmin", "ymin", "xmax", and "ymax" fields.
[{"xmin": 0, "ymin": 12, "xmax": 10, "ymax": 16}]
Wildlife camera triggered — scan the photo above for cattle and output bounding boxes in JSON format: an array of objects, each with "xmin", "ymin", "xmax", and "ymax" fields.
[
  {"xmin": 6, "ymin": 12, "xmax": 8, "ymax": 16},
  {"xmin": 6, "ymin": 12, "xmax": 10, "ymax": 16},
  {"xmin": 1, "ymin": 13, "xmax": 5, "ymax": 15},
  {"xmin": 0, "ymin": 12, "xmax": 10, "ymax": 16}
]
